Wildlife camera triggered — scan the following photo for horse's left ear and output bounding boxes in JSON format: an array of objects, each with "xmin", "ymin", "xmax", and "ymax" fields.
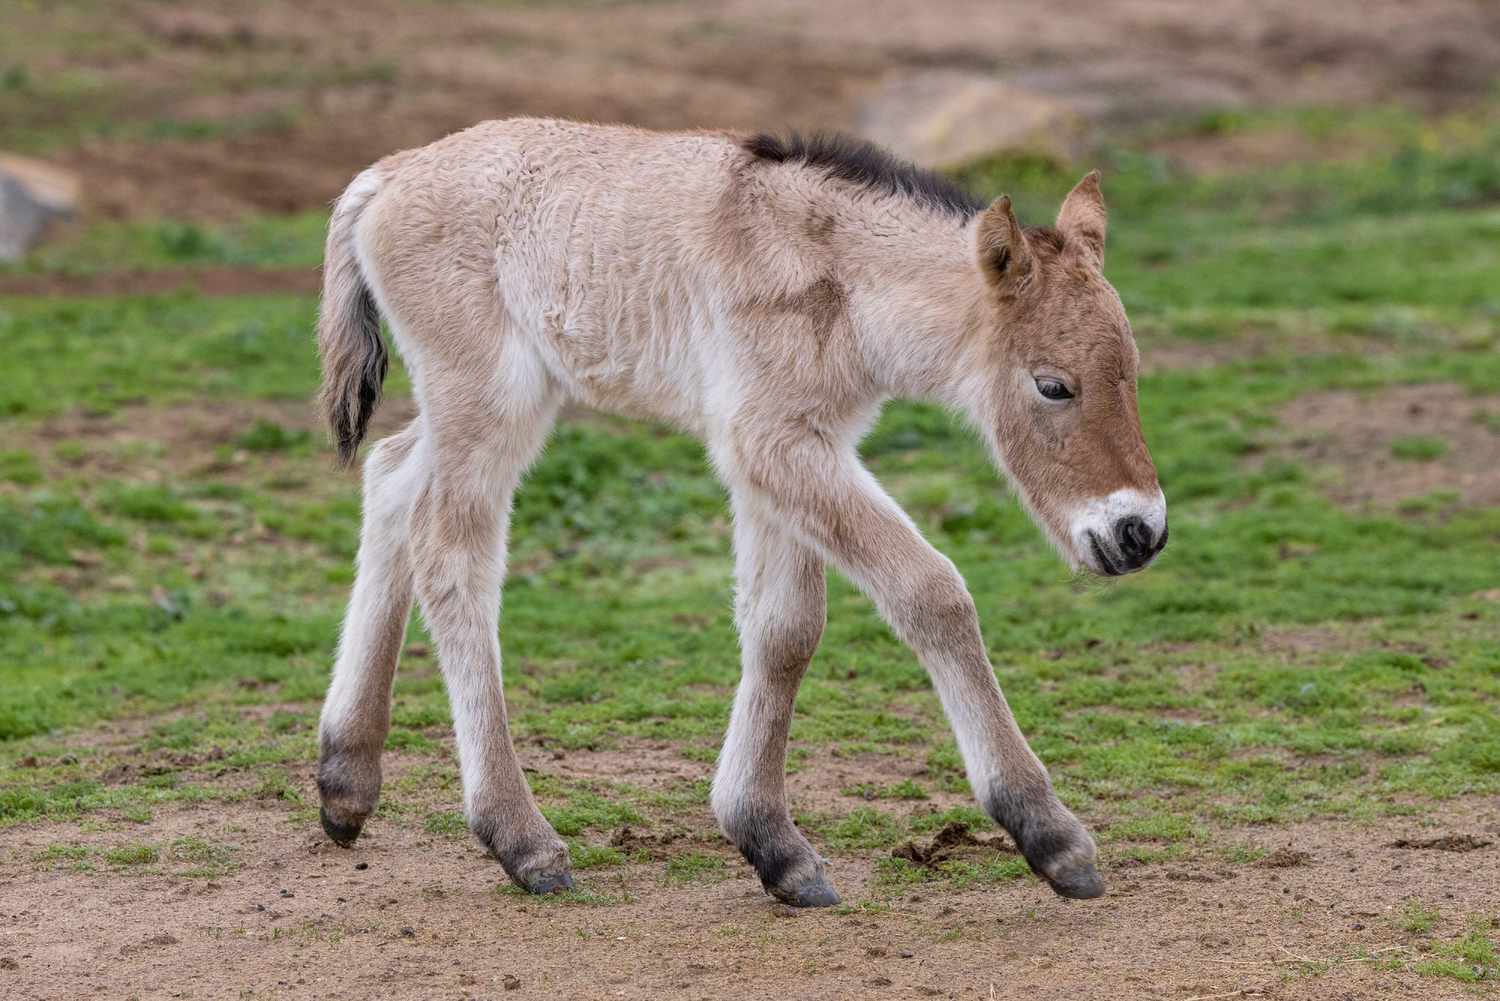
[
  {"xmin": 1056, "ymin": 170, "xmax": 1106, "ymax": 265},
  {"xmin": 975, "ymin": 195, "xmax": 1034, "ymax": 291}
]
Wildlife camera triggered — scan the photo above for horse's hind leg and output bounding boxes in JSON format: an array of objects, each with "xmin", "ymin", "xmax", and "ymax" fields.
[
  {"xmin": 408, "ymin": 349, "xmax": 570, "ymax": 893},
  {"xmin": 711, "ymin": 496, "xmax": 839, "ymax": 907},
  {"xmin": 317, "ymin": 420, "xmax": 425, "ymax": 844}
]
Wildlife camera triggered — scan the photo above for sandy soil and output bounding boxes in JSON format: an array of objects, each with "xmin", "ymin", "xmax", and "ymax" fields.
[
  {"xmin": 11, "ymin": 0, "xmax": 1500, "ymax": 221},
  {"xmin": 1, "ymin": 778, "xmax": 1496, "ymax": 1001},
  {"xmin": 1268, "ymin": 384, "xmax": 1500, "ymax": 509}
]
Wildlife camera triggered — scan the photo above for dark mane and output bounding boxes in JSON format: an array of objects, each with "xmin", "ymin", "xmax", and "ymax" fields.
[{"xmin": 741, "ymin": 131, "xmax": 985, "ymax": 221}]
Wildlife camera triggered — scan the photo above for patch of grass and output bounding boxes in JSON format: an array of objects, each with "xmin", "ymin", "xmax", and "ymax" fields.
[
  {"xmin": 570, "ymin": 843, "xmax": 629, "ymax": 870},
  {"xmin": 33, "ymin": 842, "xmax": 91, "ymax": 865},
  {"xmin": 493, "ymin": 883, "xmax": 627, "ymax": 907},
  {"xmin": 423, "ymin": 810, "xmax": 468, "ymax": 839},
  {"xmin": 1390, "ymin": 436, "xmax": 1449, "ymax": 462},
  {"xmin": 1, "ymin": 212, "xmax": 329, "ymax": 275},
  {"xmin": 874, "ymin": 854, "xmax": 1031, "ymax": 891},
  {"xmin": 540, "ymin": 789, "xmax": 643, "ymax": 837},
  {"xmin": 662, "ymin": 851, "xmax": 727, "ymax": 884},
  {"xmin": 1399, "ymin": 900, "xmax": 1441, "ymax": 934},
  {"xmin": 236, "ymin": 421, "xmax": 313, "ymax": 454},
  {"xmin": 842, "ymin": 778, "xmax": 929, "ymax": 801},
  {"xmin": 0, "ymin": 449, "xmax": 43, "ymax": 485},
  {"xmin": 1411, "ymin": 919, "xmax": 1500, "ymax": 983},
  {"xmin": 103, "ymin": 842, "xmax": 159, "ymax": 867},
  {"xmin": 814, "ymin": 807, "xmax": 906, "ymax": 851},
  {"xmin": 169, "ymin": 836, "xmax": 239, "ymax": 878}
]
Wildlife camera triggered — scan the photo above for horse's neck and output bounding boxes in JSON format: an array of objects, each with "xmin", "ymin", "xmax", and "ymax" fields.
[{"xmin": 840, "ymin": 222, "xmax": 990, "ymax": 407}]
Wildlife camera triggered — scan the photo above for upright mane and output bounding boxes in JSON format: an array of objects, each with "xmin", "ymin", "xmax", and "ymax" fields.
[{"xmin": 740, "ymin": 131, "xmax": 985, "ymax": 221}]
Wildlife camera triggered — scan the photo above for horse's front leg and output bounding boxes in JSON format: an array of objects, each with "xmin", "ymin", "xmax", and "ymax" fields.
[
  {"xmin": 711, "ymin": 497, "xmax": 837, "ymax": 907},
  {"xmin": 720, "ymin": 430, "xmax": 1104, "ymax": 900}
]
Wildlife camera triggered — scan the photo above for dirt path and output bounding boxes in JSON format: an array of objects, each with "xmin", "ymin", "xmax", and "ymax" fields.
[
  {"xmin": 0, "ymin": 267, "xmax": 318, "ymax": 298},
  {"xmin": 2, "ymin": 795, "xmax": 1496, "ymax": 999}
]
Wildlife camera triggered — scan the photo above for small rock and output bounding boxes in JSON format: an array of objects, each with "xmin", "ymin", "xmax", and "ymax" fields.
[
  {"xmin": 899, "ymin": 950, "xmax": 914, "ymax": 959},
  {"xmin": 279, "ymin": 889, "xmax": 294, "ymax": 898},
  {"xmin": 855, "ymin": 72, "xmax": 1085, "ymax": 169},
  {"xmin": 0, "ymin": 957, "xmax": 17, "ymax": 970},
  {"xmin": 400, "ymin": 927, "xmax": 415, "ymax": 938},
  {"xmin": 502, "ymin": 974, "xmax": 522, "ymax": 990},
  {"xmin": 354, "ymin": 862, "xmax": 369, "ymax": 871},
  {"xmin": 866, "ymin": 977, "xmax": 893, "ymax": 988}
]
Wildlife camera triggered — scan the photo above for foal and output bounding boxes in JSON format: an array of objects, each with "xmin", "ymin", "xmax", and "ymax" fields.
[{"xmin": 315, "ymin": 120, "xmax": 1166, "ymax": 907}]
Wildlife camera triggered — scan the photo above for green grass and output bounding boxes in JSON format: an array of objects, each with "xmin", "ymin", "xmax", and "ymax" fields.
[
  {"xmin": 662, "ymin": 851, "xmax": 728, "ymax": 884},
  {"xmin": 1390, "ymin": 436, "xmax": 1449, "ymax": 462},
  {"xmin": 1, "ymin": 104, "xmax": 1499, "ymax": 900},
  {"xmin": 0, "ymin": 214, "xmax": 329, "ymax": 276},
  {"xmin": 1399, "ymin": 900, "xmax": 1442, "ymax": 934}
]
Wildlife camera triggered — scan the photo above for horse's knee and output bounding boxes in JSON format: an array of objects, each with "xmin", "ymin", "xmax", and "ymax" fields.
[{"xmin": 890, "ymin": 566, "xmax": 980, "ymax": 651}]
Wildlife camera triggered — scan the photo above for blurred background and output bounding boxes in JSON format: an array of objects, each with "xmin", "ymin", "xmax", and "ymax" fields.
[
  {"xmin": 3, "ymin": 1, "xmax": 1499, "ymax": 236},
  {"xmin": 2, "ymin": 3, "xmax": 1499, "ymax": 999}
]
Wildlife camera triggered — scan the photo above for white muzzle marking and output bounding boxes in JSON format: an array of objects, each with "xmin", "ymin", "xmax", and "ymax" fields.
[{"xmin": 1067, "ymin": 487, "xmax": 1167, "ymax": 574}]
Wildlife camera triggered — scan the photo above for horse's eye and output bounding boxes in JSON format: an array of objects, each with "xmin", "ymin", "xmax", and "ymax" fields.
[{"xmin": 1035, "ymin": 377, "xmax": 1074, "ymax": 401}]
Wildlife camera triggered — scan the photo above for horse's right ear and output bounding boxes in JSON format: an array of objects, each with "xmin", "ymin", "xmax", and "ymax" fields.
[{"xmin": 975, "ymin": 195, "xmax": 1034, "ymax": 291}]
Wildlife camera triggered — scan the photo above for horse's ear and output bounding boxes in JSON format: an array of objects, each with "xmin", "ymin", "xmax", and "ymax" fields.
[
  {"xmin": 975, "ymin": 195, "xmax": 1034, "ymax": 290},
  {"xmin": 1056, "ymin": 170, "xmax": 1106, "ymax": 264}
]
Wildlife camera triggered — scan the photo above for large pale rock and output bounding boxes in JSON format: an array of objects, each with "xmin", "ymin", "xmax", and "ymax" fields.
[
  {"xmin": 0, "ymin": 153, "xmax": 78, "ymax": 261},
  {"xmin": 855, "ymin": 71, "xmax": 1085, "ymax": 170}
]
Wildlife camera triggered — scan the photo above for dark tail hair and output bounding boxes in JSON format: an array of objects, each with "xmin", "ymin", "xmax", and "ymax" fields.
[{"xmin": 316, "ymin": 173, "xmax": 388, "ymax": 468}]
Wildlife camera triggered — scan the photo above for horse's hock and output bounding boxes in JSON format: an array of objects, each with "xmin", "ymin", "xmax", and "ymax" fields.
[{"xmin": 0, "ymin": 154, "xmax": 78, "ymax": 261}]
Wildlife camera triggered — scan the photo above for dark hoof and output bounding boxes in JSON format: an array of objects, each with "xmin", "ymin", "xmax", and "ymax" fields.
[
  {"xmin": 1040, "ymin": 859, "xmax": 1105, "ymax": 900},
  {"xmin": 320, "ymin": 806, "xmax": 365, "ymax": 847},
  {"xmin": 516, "ymin": 869, "xmax": 575, "ymax": 895},
  {"xmin": 770, "ymin": 875, "xmax": 841, "ymax": 908}
]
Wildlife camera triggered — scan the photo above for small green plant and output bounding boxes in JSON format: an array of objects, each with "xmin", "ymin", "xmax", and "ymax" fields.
[
  {"xmin": 570, "ymin": 843, "xmax": 628, "ymax": 870},
  {"xmin": 1414, "ymin": 921, "xmax": 1500, "ymax": 982},
  {"xmin": 236, "ymin": 421, "xmax": 312, "ymax": 454},
  {"xmin": 170, "ymin": 836, "xmax": 239, "ymax": 878},
  {"xmin": 663, "ymin": 852, "xmax": 727, "ymax": 884},
  {"xmin": 34, "ymin": 842, "xmax": 91, "ymax": 865},
  {"xmin": 103, "ymin": 843, "xmax": 159, "ymax": 867},
  {"xmin": 1399, "ymin": 900, "xmax": 1441, "ymax": 934},
  {"xmin": 0, "ymin": 450, "xmax": 43, "ymax": 485},
  {"xmin": 422, "ymin": 810, "xmax": 468, "ymax": 839},
  {"xmin": 1390, "ymin": 436, "xmax": 1449, "ymax": 462}
]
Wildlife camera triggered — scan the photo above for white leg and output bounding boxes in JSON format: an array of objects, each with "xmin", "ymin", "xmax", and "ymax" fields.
[
  {"xmin": 408, "ymin": 356, "xmax": 570, "ymax": 892},
  {"xmin": 715, "ymin": 426, "xmax": 1104, "ymax": 899},
  {"xmin": 711, "ymin": 497, "xmax": 836, "ymax": 906},
  {"xmin": 317, "ymin": 421, "xmax": 424, "ymax": 843}
]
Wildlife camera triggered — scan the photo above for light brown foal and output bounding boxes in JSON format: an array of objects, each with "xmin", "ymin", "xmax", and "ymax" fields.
[{"xmin": 315, "ymin": 119, "xmax": 1166, "ymax": 907}]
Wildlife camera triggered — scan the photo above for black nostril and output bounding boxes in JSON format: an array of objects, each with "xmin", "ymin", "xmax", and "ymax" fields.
[{"xmin": 1115, "ymin": 516, "xmax": 1154, "ymax": 564}]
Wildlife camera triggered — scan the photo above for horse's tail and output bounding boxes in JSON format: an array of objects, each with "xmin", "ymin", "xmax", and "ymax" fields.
[{"xmin": 316, "ymin": 169, "xmax": 388, "ymax": 469}]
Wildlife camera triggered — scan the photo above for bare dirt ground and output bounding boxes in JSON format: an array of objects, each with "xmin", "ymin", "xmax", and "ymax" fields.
[
  {"xmin": 10, "ymin": 0, "xmax": 1500, "ymax": 222},
  {"xmin": 1, "ymin": 759, "xmax": 1496, "ymax": 1001},
  {"xmin": 0, "ymin": 267, "xmax": 319, "ymax": 298},
  {"xmin": 1267, "ymin": 385, "xmax": 1500, "ymax": 509}
]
